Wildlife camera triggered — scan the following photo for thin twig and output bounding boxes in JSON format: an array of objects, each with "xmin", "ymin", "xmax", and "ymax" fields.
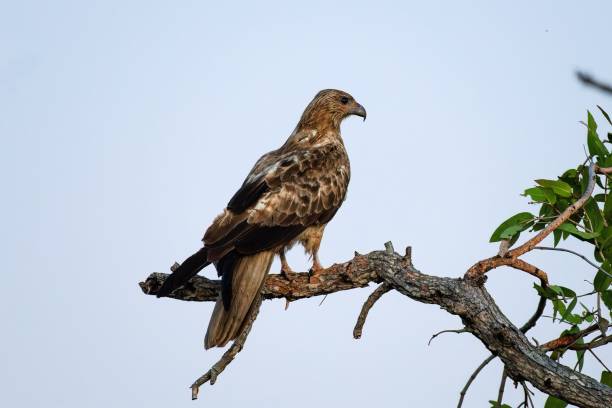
[
  {"xmin": 596, "ymin": 165, "xmax": 612, "ymax": 175},
  {"xmin": 521, "ymin": 381, "xmax": 535, "ymax": 408},
  {"xmin": 577, "ymin": 71, "xmax": 612, "ymax": 95},
  {"xmin": 496, "ymin": 368, "xmax": 508, "ymax": 405},
  {"xmin": 190, "ymin": 294, "xmax": 263, "ymax": 399},
  {"xmin": 465, "ymin": 163, "xmax": 596, "ymax": 280},
  {"xmin": 457, "ymin": 354, "xmax": 496, "ymax": 408},
  {"xmin": 353, "ymin": 283, "xmax": 391, "ymax": 339},
  {"xmin": 540, "ymin": 323, "xmax": 600, "ymax": 351},
  {"xmin": 520, "ymin": 294, "xmax": 547, "ymax": 334},
  {"xmin": 456, "ymin": 290, "xmax": 546, "ymax": 407},
  {"xmin": 588, "ymin": 348, "xmax": 611, "ymax": 372},
  {"xmin": 570, "ymin": 334, "xmax": 612, "ymax": 350},
  {"xmin": 510, "ymin": 163, "xmax": 596, "ymax": 258},
  {"xmin": 534, "ymin": 246, "xmax": 612, "ymax": 279},
  {"xmin": 508, "ymin": 258, "xmax": 549, "ymax": 284},
  {"xmin": 428, "ymin": 328, "xmax": 468, "ymax": 346}
]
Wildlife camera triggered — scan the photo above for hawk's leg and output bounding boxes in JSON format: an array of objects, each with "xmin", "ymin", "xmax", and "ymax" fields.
[
  {"xmin": 279, "ymin": 249, "xmax": 297, "ymax": 280},
  {"xmin": 311, "ymin": 251, "xmax": 324, "ymax": 275},
  {"xmin": 300, "ymin": 225, "xmax": 326, "ymax": 278}
]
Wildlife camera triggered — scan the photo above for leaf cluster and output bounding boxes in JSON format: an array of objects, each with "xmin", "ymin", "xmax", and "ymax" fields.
[{"xmin": 489, "ymin": 107, "xmax": 612, "ymax": 406}]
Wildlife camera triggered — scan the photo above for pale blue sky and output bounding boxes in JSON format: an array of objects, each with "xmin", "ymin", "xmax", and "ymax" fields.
[{"xmin": 2, "ymin": 1, "xmax": 611, "ymax": 407}]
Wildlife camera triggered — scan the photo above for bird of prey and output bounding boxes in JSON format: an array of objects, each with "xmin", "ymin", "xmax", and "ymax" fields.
[{"xmin": 157, "ymin": 89, "xmax": 366, "ymax": 349}]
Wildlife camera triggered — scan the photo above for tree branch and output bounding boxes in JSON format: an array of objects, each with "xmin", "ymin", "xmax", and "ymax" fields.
[
  {"xmin": 520, "ymin": 294, "xmax": 547, "ymax": 334},
  {"xmin": 190, "ymin": 294, "xmax": 263, "ymax": 399},
  {"xmin": 541, "ymin": 324, "xmax": 612, "ymax": 352},
  {"xmin": 376, "ymin": 250, "xmax": 611, "ymax": 408},
  {"xmin": 464, "ymin": 163, "xmax": 596, "ymax": 281},
  {"xmin": 496, "ymin": 368, "xmax": 508, "ymax": 406},
  {"xmin": 428, "ymin": 328, "xmax": 468, "ymax": 346},
  {"xmin": 534, "ymin": 246, "xmax": 612, "ymax": 279},
  {"xmin": 457, "ymin": 354, "xmax": 496, "ymax": 408},
  {"xmin": 577, "ymin": 71, "xmax": 612, "ymax": 95},
  {"xmin": 353, "ymin": 282, "xmax": 391, "ymax": 339},
  {"xmin": 140, "ymin": 254, "xmax": 380, "ymax": 302},
  {"xmin": 140, "ymin": 245, "xmax": 612, "ymax": 407},
  {"xmin": 455, "ymin": 286, "xmax": 546, "ymax": 407}
]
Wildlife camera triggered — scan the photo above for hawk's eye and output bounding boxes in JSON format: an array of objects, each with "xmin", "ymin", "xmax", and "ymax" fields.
[{"xmin": 340, "ymin": 96, "xmax": 349, "ymax": 105}]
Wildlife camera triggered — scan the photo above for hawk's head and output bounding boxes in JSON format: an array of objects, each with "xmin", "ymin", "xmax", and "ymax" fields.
[{"xmin": 298, "ymin": 89, "xmax": 366, "ymax": 131}]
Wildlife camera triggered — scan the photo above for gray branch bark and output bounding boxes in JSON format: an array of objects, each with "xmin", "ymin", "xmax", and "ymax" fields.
[{"xmin": 140, "ymin": 248, "xmax": 611, "ymax": 408}]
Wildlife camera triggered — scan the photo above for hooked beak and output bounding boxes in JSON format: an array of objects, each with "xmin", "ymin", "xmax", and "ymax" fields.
[{"xmin": 351, "ymin": 103, "xmax": 367, "ymax": 121}]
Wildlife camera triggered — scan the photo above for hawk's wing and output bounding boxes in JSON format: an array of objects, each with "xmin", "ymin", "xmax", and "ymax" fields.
[{"xmin": 203, "ymin": 139, "xmax": 350, "ymax": 262}]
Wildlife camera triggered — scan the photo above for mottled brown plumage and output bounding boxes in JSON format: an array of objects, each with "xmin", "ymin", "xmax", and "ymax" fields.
[{"xmin": 157, "ymin": 89, "xmax": 366, "ymax": 348}]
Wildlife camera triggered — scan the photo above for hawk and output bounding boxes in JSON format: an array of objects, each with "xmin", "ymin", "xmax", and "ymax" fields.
[{"xmin": 157, "ymin": 89, "xmax": 366, "ymax": 348}]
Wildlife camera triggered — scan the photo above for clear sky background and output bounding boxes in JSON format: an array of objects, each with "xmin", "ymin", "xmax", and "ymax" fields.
[{"xmin": 2, "ymin": 1, "xmax": 612, "ymax": 407}]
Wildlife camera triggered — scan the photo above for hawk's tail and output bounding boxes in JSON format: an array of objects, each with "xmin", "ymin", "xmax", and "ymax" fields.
[
  {"xmin": 156, "ymin": 247, "xmax": 210, "ymax": 298},
  {"xmin": 204, "ymin": 251, "xmax": 274, "ymax": 349}
]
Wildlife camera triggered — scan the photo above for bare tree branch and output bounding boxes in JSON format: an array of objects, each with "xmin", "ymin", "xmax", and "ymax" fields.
[
  {"xmin": 378, "ymin": 250, "xmax": 611, "ymax": 408},
  {"xmin": 457, "ymin": 354, "xmax": 496, "ymax": 408},
  {"xmin": 534, "ymin": 246, "xmax": 612, "ymax": 279},
  {"xmin": 141, "ymin": 245, "xmax": 612, "ymax": 407},
  {"xmin": 455, "ymin": 287, "xmax": 546, "ymax": 407},
  {"xmin": 577, "ymin": 71, "xmax": 612, "ymax": 95},
  {"xmin": 540, "ymin": 323, "xmax": 600, "ymax": 351},
  {"xmin": 520, "ymin": 295, "xmax": 547, "ymax": 334},
  {"xmin": 496, "ymin": 368, "xmax": 508, "ymax": 406},
  {"xmin": 353, "ymin": 282, "xmax": 391, "ymax": 339},
  {"xmin": 428, "ymin": 328, "xmax": 468, "ymax": 346},
  {"xmin": 190, "ymin": 294, "xmax": 263, "ymax": 399},
  {"xmin": 587, "ymin": 348, "xmax": 611, "ymax": 372},
  {"xmin": 140, "ymin": 254, "xmax": 381, "ymax": 302},
  {"xmin": 596, "ymin": 165, "xmax": 612, "ymax": 175}
]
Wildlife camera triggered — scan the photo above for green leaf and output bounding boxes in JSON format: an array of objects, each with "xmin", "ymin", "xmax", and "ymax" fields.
[
  {"xmin": 534, "ymin": 283, "xmax": 558, "ymax": 300},
  {"xmin": 598, "ymin": 105, "xmax": 612, "ymax": 126},
  {"xmin": 588, "ymin": 136, "xmax": 608, "ymax": 159},
  {"xmin": 553, "ymin": 229, "xmax": 562, "ymax": 247},
  {"xmin": 588, "ymin": 110, "xmax": 598, "ymax": 130},
  {"xmin": 561, "ymin": 168, "xmax": 578, "ymax": 179},
  {"xmin": 588, "ymin": 129, "xmax": 608, "ymax": 157},
  {"xmin": 601, "ymin": 371, "xmax": 612, "ymax": 387},
  {"xmin": 594, "ymin": 270, "xmax": 612, "ymax": 292},
  {"xmin": 604, "ymin": 193, "xmax": 612, "ymax": 222},
  {"xmin": 552, "ymin": 299, "xmax": 566, "ymax": 321},
  {"xmin": 580, "ymin": 166, "xmax": 590, "ymax": 194},
  {"xmin": 587, "ymin": 111, "xmax": 608, "ymax": 157},
  {"xmin": 602, "ymin": 290, "xmax": 612, "ymax": 310},
  {"xmin": 488, "ymin": 401, "xmax": 511, "ymax": 408},
  {"xmin": 599, "ymin": 229, "xmax": 612, "ymax": 262},
  {"xmin": 499, "ymin": 224, "xmax": 525, "ymax": 240},
  {"xmin": 549, "ymin": 285, "xmax": 577, "ymax": 298},
  {"xmin": 561, "ymin": 297, "xmax": 577, "ymax": 322},
  {"xmin": 584, "ymin": 198, "xmax": 605, "ymax": 233},
  {"xmin": 565, "ymin": 313, "xmax": 583, "ymax": 325},
  {"xmin": 557, "ymin": 222, "xmax": 600, "ymax": 240},
  {"xmin": 534, "ymin": 204, "xmax": 554, "ymax": 231},
  {"xmin": 599, "ymin": 154, "xmax": 612, "ymax": 168},
  {"xmin": 544, "ymin": 395, "xmax": 568, "ymax": 408},
  {"xmin": 490, "ymin": 212, "xmax": 534, "ymax": 242},
  {"xmin": 543, "ymin": 188, "xmax": 557, "ymax": 204},
  {"xmin": 524, "ymin": 187, "xmax": 555, "ymax": 203},
  {"xmin": 535, "ymin": 179, "xmax": 573, "ymax": 197},
  {"xmin": 576, "ymin": 346, "xmax": 585, "ymax": 371}
]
